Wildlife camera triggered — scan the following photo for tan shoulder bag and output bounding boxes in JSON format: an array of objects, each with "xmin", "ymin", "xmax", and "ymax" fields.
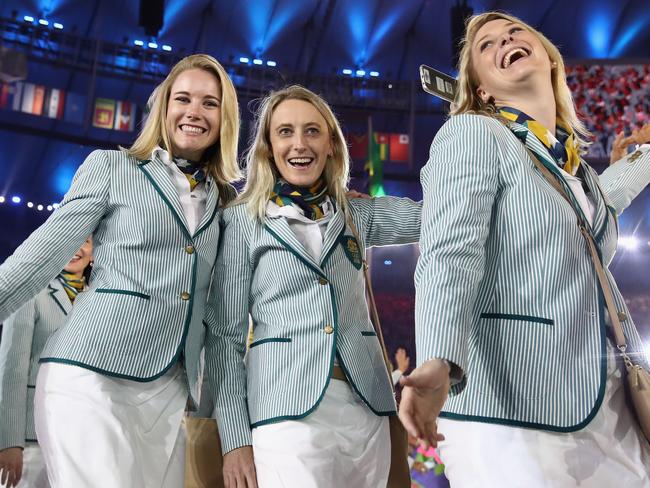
[{"xmin": 529, "ymin": 151, "xmax": 650, "ymax": 442}]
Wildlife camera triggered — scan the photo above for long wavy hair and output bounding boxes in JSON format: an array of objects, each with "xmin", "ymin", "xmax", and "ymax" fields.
[
  {"xmin": 451, "ymin": 11, "xmax": 591, "ymax": 150},
  {"xmin": 126, "ymin": 54, "xmax": 241, "ymax": 201},
  {"xmin": 238, "ymin": 85, "xmax": 350, "ymax": 220}
]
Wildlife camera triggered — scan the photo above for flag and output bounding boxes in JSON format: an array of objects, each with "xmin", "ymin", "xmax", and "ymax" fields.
[
  {"xmin": 11, "ymin": 82, "xmax": 23, "ymax": 111},
  {"xmin": 20, "ymin": 83, "xmax": 45, "ymax": 115},
  {"xmin": 43, "ymin": 88, "xmax": 66, "ymax": 119},
  {"xmin": 365, "ymin": 120, "xmax": 386, "ymax": 197},
  {"xmin": 389, "ymin": 133, "xmax": 410, "ymax": 162},
  {"xmin": 348, "ymin": 133, "xmax": 367, "ymax": 160},
  {"xmin": 93, "ymin": 98, "xmax": 116, "ymax": 129},
  {"xmin": 63, "ymin": 92, "xmax": 86, "ymax": 124},
  {"xmin": 0, "ymin": 83, "xmax": 11, "ymax": 109},
  {"xmin": 114, "ymin": 100, "xmax": 135, "ymax": 131},
  {"xmin": 375, "ymin": 132, "xmax": 390, "ymax": 161}
]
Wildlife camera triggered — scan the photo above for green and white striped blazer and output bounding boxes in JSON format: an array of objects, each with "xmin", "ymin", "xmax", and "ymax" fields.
[
  {"xmin": 416, "ymin": 113, "xmax": 650, "ymax": 432},
  {"xmin": 0, "ymin": 150, "xmax": 226, "ymax": 404},
  {"xmin": 204, "ymin": 196, "xmax": 421, "ymax": 454},
  {"xmin": 0, "ymin": 278, "xmax": 70, "ymax": 449}
]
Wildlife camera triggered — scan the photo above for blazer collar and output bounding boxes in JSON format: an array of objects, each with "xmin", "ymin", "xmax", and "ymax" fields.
[
  {"xmin": 319, "ymin": 208, "xmax": 346, "ymax": 267},
  {"xmin": 48, "ymin": 279, "xmax": 72, "ymax": 316}
]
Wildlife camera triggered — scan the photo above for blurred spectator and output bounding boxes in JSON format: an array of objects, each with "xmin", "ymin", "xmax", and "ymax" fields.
[{"xmin": 392, "ymin": 347, "xmax": 410, "ymax": 385}]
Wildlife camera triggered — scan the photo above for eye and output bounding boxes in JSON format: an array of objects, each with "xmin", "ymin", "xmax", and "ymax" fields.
[
  {"xmin": 306, "ymin": 126, "xmax": 320, "ymax": 136},
  {"xmin": 174, "ymin": 96, "xmax": 190, "ymax": 103},
  {"xmin": 479, "ymin": 40, "xmax": 492, "ymax": 52},
  {"xmin": 278, "ymin": 127, "xmax": 292, "ymax": 136},
  {"xmin": 204, "ymin": 99, "xmax": 220, "ymax": 108},
  {"xmin": 509, "ymin": 26, "xmax": 523, "ymax": 35}
]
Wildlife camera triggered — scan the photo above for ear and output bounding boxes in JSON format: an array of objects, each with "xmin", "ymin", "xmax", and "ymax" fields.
[{"xmin": 476, "ymin": 86, "xmax": 491, "ymax": 104}]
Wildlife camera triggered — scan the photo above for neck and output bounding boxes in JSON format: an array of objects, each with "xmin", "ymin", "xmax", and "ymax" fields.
[{"xmin": 495, "ymin": 81, "xmax": 557, "ymax": 133}]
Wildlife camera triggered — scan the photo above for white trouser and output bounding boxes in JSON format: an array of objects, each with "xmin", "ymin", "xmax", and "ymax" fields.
[
  {"xmin": 34, "ymin": 362, "xmax": 187, "ymax": 488},
  {"xmin": 252, "ymin": 378, "xmax": 391, "ymax": 488},
  {"xmin": 438, "ymin": 348, "xmax": 650, "ymax": 487},
  {"xmin": 0, "ymin": 445, "xmax": 49, "ymax": 488}
]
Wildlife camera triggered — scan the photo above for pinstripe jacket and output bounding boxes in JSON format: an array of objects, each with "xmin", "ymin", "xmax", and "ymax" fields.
[
  {"xmin": 204, "ymin": 196, "xmax": 421, "ymax": 454},
  {"xmin": 0, "ymin": 278, "xmax": 71, "ymax": 449},
  {"xmin": 416, "ymin": 114, "xmax": 650, "ymax": 432},
  {"xmin": 0, "ymin": 150, "xmax": 226, "ymax": 404}
]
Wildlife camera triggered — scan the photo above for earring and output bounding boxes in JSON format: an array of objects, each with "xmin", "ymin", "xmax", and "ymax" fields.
[{"xmin": 551, "ymin": 61, "xmax": 558, "ymax": 69}]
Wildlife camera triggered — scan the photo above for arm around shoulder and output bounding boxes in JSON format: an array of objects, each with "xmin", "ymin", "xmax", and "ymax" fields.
[
  {"xmin": 598, "ymin": 145, "xmax": 650, "ymax": 215},
  {"xmin": 348, "ymin": 196, "xmax": 421, "ymax": 247}
]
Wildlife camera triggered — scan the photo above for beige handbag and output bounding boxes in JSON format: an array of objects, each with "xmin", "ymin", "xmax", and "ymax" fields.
[
  {"xmin": 184, "ymin": 416, "xmax": 225, "ymax": 488},
  {"xmin": 347, "ymin": 214, "xmax": 412, "ymax": 488},
  {"xmin": 529, "ymin": 151, "xmax": 650, "ymax": 442}
]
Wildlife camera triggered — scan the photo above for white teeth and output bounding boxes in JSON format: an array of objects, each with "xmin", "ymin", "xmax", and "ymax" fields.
[
  {"xmin": 180, "ymin": 125, "xmax": 205, "ymax": 134},
  {"xmin": 288, "ymin": 158, "xmax": 313, "ymax": 165},
  {"xmin": 502, "ymin": 47, "xmax": 528, "ymax": 68}
]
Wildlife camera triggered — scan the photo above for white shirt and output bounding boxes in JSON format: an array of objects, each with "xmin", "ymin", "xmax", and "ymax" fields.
[
  {"xmin": 558, "ymin": 166, "xmax": 596, "ymax": 226},
  {"xmin": 152, "ymin": 147, "xmax": 208, "ymax": 235}
]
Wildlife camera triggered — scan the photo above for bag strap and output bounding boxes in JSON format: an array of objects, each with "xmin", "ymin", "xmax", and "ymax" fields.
[
  {"xmin": 345, "ymin": 212, "xmax": 394, "ymax": 375},
  {"xmin": 526, "ymin": 150, "xmax": 632, "ymax": 359}
]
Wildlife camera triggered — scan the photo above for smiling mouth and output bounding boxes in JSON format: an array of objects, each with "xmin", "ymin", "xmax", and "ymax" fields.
[
  {"xmin": 287, "ymin": 157, "xmax": 314, "ymax": 168},
  {"xmin": 179, "ymin": 124, "xmax": 206, "ymax": 134},
  {"xmin": 501, "ymin": 47, "xmax": 530, "ymax": 68}
]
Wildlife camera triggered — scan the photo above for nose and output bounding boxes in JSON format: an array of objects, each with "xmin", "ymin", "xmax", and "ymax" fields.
[
  {"xmin": 499, "ymin": 32, "xmax": 514, "ymax": 47},
  {"xmin": 185, "ymin": 100, "xmax": 201, "ymax": 120},
  {"xmin": 292, "ymin": 133, "xmax": 307, "ymax": 151}
]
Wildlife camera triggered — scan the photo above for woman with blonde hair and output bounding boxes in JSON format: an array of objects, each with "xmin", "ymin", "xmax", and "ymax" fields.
[
  {"xmin": 203, "ymin": 85, "xmax": 421, "ymax": 487},
  {"xmin": 0, "ymin": 53, "xmax": 240, "ymax": 487},
  {"xmin": 400, "ymin": 11, "xmax": 650, "ymax": 487}
]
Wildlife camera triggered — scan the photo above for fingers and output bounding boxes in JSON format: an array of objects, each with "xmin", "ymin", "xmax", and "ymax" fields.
[{"xmin": 398, "ymin": 396, "xmax": 422, "ymax": 439}]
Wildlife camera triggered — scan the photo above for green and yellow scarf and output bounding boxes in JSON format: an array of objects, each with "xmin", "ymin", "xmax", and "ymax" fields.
[{"xmin": 270, "ymin": 178, "xmax": 330, "ymax": 220}]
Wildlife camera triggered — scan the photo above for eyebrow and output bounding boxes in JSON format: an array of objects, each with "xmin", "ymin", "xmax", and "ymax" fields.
[
  {"xmin": 476, "ymin": 22, "xmax": 515, "ymax": 47},
  {"xmin": 172, "ymin": 90, "xmax": 221, "ymax": 101}
]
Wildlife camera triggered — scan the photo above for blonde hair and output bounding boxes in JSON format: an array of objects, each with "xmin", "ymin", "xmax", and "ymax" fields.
[
  {"xmin": 452, "ymin": 11, "xmax": 590, "ymax": 149},
  {"xmin": 238, "ymin": 85, "xmax": 350, "ymax": 220},
  {"xmin": 127, "ymin": 54, "xmax": 241, "ymax": 200}
]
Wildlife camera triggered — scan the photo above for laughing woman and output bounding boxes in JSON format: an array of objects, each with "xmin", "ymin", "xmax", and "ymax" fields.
[
  {"xmin": 400, "ymin": 11, "xmax": 650, "ymax": 488},
  {"xmin": 0, "ymin": 238, "xmax": 92, "ymax": 488},
  {"xmin": 204, "ymin": 85, "xmax": 421, "ymax": 487},
  {"xmin": 0, "ymin": 54, "xmax": 239, "ymax": 487}
]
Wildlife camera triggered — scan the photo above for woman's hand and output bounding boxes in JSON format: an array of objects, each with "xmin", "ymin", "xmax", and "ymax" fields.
[
  {"xmin": 0, "ymin": 447, "xmax": 23, "ymax": 488},
  {"xmin": 610, "ymin": 132, "xmax": 635, "ymax": 164},
  {"xmin": 631, "ymin": 123, "xmax": 650, "ymax": 145},
  {"xmin": 398, "ymin": 358, "xmax": 450, "ymax": 449},
  {"xmin": 223, "ymin": 446, "xmax": 258, "ymax": 488}
]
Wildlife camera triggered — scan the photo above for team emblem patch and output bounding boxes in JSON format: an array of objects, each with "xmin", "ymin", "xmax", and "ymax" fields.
[{"xmin": 341, "ymin": 235, "xmax": 362, "ymax": 269}]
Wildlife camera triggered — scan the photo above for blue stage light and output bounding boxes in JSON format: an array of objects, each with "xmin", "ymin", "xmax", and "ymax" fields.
[
  {"xmin": 53, "ymin": 22, "xmax": 63, "ymax": 29},
  {"xmin": 253, "ymin": 59, "xmax": 263, "ymax": 65},
  {"xmin": 0, "ymin": 196, "xmax": 5, "ymax": 203},
  {"xmin": 239, "ymin": 57, "xmax": 250, "ymax": 63},
  {"xmin": 148, "ymin": 42, "xmax": 158, "ymax": 49},
  {"xmin": 134, "ymin": 40, "xmax": 144, "ymax": 46},
  {"xmin": 162, "ymin": 45, "xmax": 172, "ymax": 52},
  {"xmin": 356, "ymin": 70, "xmax": 366, "ymax": 77},
  {"xmin": 266, "ymin": 60, "xmax": 277, "ymax": 67},
  {"xmin": 38, "ymin": 19, "xmax": 49, "ymax": 26},
  {"xmin": 369, "ymin": 71, "xmax": 379, "ymax": 77},
  {"xmin": 47, "ymin": 205, "xmax": 53, "ymax": 211},
  {"xmin": 384, "ymin": 260, "xmax": 392, "ymax": 266},
  {"xmin": 342, "ymin": 69, "xmax": 353, "ymax": 75},
  {"xmin": 24, "ymin": 15, "xmax": 35, "ymax": 23},
  {"xmin": 27, "ymin": 202, "xmax": 34, "ymax": 208},
  {"xmin": 37, "ymin": 204, "xmax": 43, "ymax": 211},
  {"xmin": 11, "ymin": 196, "xmax": 21, "ymax": 204}
]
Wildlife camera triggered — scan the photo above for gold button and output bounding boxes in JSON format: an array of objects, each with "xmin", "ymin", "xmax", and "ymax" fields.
[
  {"xmin": 180, "ymin": 292, "xmax": 191, "ymax": 301},
  {"xmin": 617, "ymin": 311, "xmax": 627, "ymax": 322},
  {"xmin": 185, "ymin": 245, "xmax": 195, "ymax": 254},
  {"xmin": 323, "ymin": 324, "xmax": 334, "ymax": 334},
  {"xmin": 318, "ymin": 277, "xmax": 329, "ymax": 285}
]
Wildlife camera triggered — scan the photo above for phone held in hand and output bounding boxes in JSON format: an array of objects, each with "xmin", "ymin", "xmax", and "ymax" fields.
[{"xmin": 419, "ymin": 64, "xmax": 457, "ymax": 103}]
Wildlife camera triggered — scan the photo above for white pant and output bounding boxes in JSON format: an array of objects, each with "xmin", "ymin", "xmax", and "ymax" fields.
[
  {"xmin": 438, "ymin": 349, "xmax": 650, "ymax": 487},
  {"xmin": 0, "ymin": 445, "xmax": 49, "ymax": 488},
  {"xmin": 252, "ymin": 378, "xmax": 391, "ymax": 488},
  {"xmin": 34, "ymin": 362, "xmax": 187, "ymax": 488}
]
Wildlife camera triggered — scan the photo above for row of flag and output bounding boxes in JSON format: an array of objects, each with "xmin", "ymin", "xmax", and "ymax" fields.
[
  {"xmin": 348, "ymin": 132, "xmax": 410, "ymax": 162},
  {"xmin": 0, "ymin": 82, "xmax": 137, "ymax": 132}
]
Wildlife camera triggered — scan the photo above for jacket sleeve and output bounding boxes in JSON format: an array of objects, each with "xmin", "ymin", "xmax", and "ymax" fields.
[
  {"xmin": 0, "ymin": 150, "xmax": 110, "ymax": 322},
  {"xmin": 598, "ymin": 145, "xmax": 650, "ymax": 215},
  {"xmin": 348, "ymin": 196, "xmax": 421, "ymax": 248},
  {"xmin": 415, "ymin": 115, "xmax": 500, "ymax": 395},
  {"xmin": 0, "ymin": 297, "xmax": 37, "ymax": 449},
  {"xmin": 204, "ymin": 207, "xmax": 253, "ymax": 455}
]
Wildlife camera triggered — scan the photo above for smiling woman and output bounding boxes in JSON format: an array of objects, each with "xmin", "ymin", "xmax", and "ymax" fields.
[{"xmin": 399, "ymin": 10, "xmax": 650, "ymax": 488}]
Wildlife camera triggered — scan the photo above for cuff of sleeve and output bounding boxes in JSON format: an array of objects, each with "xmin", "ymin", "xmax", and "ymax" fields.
[{"xmin": 215, "ymin": 409, "xmax": 253, "ymax": 455}]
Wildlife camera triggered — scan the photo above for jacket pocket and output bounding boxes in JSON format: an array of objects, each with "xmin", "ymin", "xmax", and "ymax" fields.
[
  {"xmin": 480, "ymin": 312, "xmax": 553, "ymax": 326},
  {"xmin": 95, "ymin": 288, "xmax": 151, "ymax": 300},
  {"xmin": 249, "ymin": 337, "xmax": 292, "ymax": 348}
]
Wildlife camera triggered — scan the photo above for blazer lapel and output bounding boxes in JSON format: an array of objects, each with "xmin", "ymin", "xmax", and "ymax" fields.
[
  {"xmin": 319, "ymin": 209, "xmax": 346, "ymax": 267},
  {"xmin": 263, "ymin": 217, "xmax": 324, "ymax": 276},
  {"xmin": 48, "ymin": 280, "xmax": 72, "ymax": 316},
  {"xmin": 194, "ymin": 175, "xmax": 219, "ymax": 238},
  {"xmin": 137, "ymin": 158, "xmax": 192, "ymax": 240},
  {"xmin": 580, "ymin": 164, "xmax": 611, "ymax": 239}
]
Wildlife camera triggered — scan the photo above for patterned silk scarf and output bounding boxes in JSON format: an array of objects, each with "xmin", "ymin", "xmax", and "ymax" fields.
[
  {"xmin": 269, "ymin": 178, "xmax": 330, "ymax": 220},
  {"xmin": 499, "ymin": 106, "xmax": 581, "ymax": 175},
  {"xmin": 57, "ymin": 272, "xmax": 85, "ymax": 303},
  {"xmin": 174, "ymin": 158, "xmax": 207, "ymax": 191}
]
